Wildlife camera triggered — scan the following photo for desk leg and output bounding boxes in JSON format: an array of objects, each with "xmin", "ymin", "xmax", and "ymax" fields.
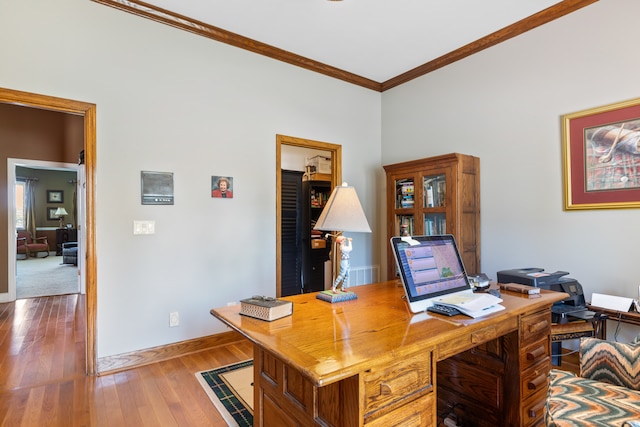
[{"xmin": 253, "ymin": 345, "xmax": 360, "ymax": 427}]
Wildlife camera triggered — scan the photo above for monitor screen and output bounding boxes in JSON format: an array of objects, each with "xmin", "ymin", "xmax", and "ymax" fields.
[{"xmin": 390, "ymin": 235, "xmax": 471, "ymax": 313}]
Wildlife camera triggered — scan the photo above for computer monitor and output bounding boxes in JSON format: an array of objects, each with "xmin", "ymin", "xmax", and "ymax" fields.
[{"xmin": 390, "ymin": 234, "xmax": 472, "ymax": 313}]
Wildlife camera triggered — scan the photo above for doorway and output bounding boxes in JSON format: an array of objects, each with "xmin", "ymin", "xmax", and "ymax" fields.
[
  {"xmin": 0, "ymin": 87, "xmax": 97, "ymax": 375},
  {"xmin": 276, "ymin": 134, "xmax": 341, "ymax": 297},
  {"xmin": 10, "ymin": 160, "xmax": 80, "ymax": 299}
]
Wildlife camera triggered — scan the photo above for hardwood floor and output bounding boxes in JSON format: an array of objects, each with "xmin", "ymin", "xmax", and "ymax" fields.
[
  {"xmin": 0, "ymin": 294, "xmax": 252, "ymax": 426},
  {"xmin": 555, "ymin": 347, "xmax": 580, "ymax": 375}
]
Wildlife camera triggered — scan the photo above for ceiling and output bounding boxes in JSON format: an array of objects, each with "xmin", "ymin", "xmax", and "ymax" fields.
[{"xmin": 92, "ymin": 0, "xmax": 597, "ymax": 91}]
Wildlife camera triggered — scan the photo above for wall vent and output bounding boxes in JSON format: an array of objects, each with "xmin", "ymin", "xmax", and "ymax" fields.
[{"xmin": 347, "ymin": 265, "xmax": 380, "ymax": 287}]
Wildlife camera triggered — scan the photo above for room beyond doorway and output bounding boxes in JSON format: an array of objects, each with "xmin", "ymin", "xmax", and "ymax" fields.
[{"xmin": 16, "ymin": 255, "xmax": 78, "ymax": 299}]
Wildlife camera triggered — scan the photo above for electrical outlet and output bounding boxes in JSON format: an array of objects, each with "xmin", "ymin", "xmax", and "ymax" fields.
[{"xmin": 169, "ymin": 311, "xmax": 179, "ymax": 327}]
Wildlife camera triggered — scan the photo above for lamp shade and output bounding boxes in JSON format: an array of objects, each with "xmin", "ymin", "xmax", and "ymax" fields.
[
  {"xmin": 313, "ymin": 183, "xmax": 371, "ymax": 233},
  {"xmin": 54, "ymin": 207, "xmax": 68, "ymax": 216}
]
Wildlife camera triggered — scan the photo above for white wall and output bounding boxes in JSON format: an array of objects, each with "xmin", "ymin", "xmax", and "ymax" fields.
[
  {"xmin": 382, "ymin": 0, "xmax": 640, "ymax": 341},
  {"xmin": 1, "ymin": 0, "xmax": 381, "ymax": 357}
]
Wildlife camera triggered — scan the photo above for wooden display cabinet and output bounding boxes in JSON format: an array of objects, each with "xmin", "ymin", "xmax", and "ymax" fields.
[{"xmin": 383, "ymin": 153, "xmax": 480, "ymax": 279}]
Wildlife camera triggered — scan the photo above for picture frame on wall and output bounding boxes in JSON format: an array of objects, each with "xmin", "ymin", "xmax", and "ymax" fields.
[
  {"xmin": 47, "ymin": 190, "xmax": 64, "ymax": 203},
  {"xmin": 211, "ymin": 176, "xmax": 234, "ymax": 198},
  {"xmin": 141, "ymin": 171, "xmax": 174, "ymax": 205},
  {"xmin": 47, "ymin": 207, "xmax": 59, "ymax": 221},
  {"xmin": 562, "ymin": 97, "xmax": 640, "ymax": 210}
]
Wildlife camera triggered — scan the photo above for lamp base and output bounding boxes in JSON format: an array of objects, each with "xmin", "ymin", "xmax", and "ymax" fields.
[{"xmin": 316, "ymin": 290, "xmax": 358, "ymax": 303}]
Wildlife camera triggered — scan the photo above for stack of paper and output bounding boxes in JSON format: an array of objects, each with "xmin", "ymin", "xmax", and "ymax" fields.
[{"xmin": 434, "ymin": 293, "xmax": 504, "ymax": 318}]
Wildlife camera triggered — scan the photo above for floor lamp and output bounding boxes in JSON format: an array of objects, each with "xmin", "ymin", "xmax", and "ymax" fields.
[{"xmin": 313, "ymin": 183, "xmax": 371, "ymax": 303}]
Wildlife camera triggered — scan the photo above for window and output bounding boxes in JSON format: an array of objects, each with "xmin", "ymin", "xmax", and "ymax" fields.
[{"xmin": 16, "ymin": 181, "xmax": 25, "ymax": 229}]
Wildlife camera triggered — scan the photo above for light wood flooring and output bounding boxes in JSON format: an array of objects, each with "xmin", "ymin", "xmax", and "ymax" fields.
[{"xmin": 0, "ymin": 294, "xmax": 252, "ymax": 426}]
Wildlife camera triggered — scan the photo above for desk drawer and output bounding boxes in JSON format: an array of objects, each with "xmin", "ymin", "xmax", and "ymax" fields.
[
  {"xmin": 521, "ymin": 358, "xmax": 550, "ymax": 402},
  {"xmin": 365, "ymin": 391, "xmax": 434, "ymax": 427},
  {"xmin": 520, "ymin": 338, "xmax": 550, "ymax": 370},
  {"xmin": 521, "ymin": 388, "xmax": 547, "ymax": 427},
  {"xmin": 438, "ymin": 317, "xmax": 517, "ymax": 360},
  {"xmin": 363, "ymin": 352, "xmax": 432, "ymax": 416},
  {"xmin": 521, "ymin": 310, "xmax": 551, "ymax": 344}
]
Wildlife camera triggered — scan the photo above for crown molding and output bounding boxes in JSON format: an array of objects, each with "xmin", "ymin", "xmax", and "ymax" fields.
[
  {"xmin": 381, "ymin": 0, "xmax": 598, "ymax": 91},
  {"xmin": 92, "ymin": 0, "xmax": 597, "ymax": 93}
]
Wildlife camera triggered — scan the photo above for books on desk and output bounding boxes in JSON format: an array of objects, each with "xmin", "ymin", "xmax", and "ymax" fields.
[
  {"xmin": 499, "ymin": 282, "xmax": 541, "ymax": 295},
  {"xmin": 433, "ymin": 292, "xmax": 504, "ymax": 318},
  {"xmin": 240, "ymin": 296, "xmax": 293, "ymax": 321}
]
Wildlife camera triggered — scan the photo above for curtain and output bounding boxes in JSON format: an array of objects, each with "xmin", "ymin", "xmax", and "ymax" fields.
[{"xmin": 24, "ymin": 179, "xmax": 37, "ymax": 237}]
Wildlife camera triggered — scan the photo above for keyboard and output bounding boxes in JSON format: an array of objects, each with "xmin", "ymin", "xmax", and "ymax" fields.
[{"xmin": 427, "ymin": 304, "xmax": 461, "ymax": 316}]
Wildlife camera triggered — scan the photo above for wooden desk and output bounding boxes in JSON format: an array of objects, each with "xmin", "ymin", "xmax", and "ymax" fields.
[{"xmin": 211, "ymin": 281, "xmax": 567, "ymax": 427}]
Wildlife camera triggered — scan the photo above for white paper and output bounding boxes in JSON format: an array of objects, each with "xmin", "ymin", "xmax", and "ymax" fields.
[
  {"xmin": 591, "ymin": 293, "xmax": 634, "ymax": 312},
  {"xmin": 435, "ymin": 293, "xmax": 505, "ymax": 318}
]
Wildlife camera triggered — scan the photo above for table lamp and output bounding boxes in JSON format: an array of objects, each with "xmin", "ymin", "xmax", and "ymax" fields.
[
  {"xmin": 54, "ymin": 207, "xmax": 68, "ymax": 229},
  {"xmin": 313, "ymin": 182, "xmax": 371, "ymax": 303}
]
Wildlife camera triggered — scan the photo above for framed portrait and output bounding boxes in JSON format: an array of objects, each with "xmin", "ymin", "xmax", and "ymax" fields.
[
  {"xmin": 562, "ymin": 97, "xmax": 640, "ymax": 210},
  {"xmin": 47, "ymin": 207, "xmax": 59, "ymax": 220},
  {"xmin": 211, "ymin": 176, "xmax": 233, "ymax": 199},
  {"xmin": 47, "ymin": 190, "xmax": 64, "ymax": 203}
]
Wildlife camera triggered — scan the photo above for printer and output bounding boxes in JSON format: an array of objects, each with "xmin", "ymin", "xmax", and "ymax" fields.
[{"xmin": 497, "ymin": 268, "xmax": 589, "ymax": 322}]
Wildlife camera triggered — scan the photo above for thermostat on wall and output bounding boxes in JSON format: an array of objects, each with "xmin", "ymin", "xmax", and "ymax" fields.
[{"xmin": 141, "ymin": 171, "xmax": 174, "ymax": 205}]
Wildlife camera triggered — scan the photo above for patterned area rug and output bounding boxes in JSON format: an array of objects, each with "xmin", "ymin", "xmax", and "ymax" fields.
[{"xmin": 196, "ymin": 360, "xmax": 253, "ymax": 427}]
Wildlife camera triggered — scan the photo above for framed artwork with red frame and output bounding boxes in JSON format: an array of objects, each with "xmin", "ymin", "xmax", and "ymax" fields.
[{"xmin": 562, "ymin": 97, "xmax": 640, "ymax": 210}]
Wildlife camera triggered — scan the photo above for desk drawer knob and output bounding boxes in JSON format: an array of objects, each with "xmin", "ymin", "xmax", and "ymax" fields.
[
  {"xmin": 528, "ymin": 320, "xmax": 549, "ymax": 333},
  {"xmin": 527, "ymin": 372, "xmax": 547, "ymax": 390},
  {"xmin": 526, "ymin": 345, "xmax": 545, "ymax": 361},
  {"xmin": 380, "ymin": 383, "xmax": 392, "ymax": 395}
]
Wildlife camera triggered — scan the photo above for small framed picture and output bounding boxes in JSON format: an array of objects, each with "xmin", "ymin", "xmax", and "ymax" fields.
[
  {"xmin": 47, "ymin": 190, "xmax": 64, "ymax": 203},
  {"xmin": 47, "ymin": 207, "xmax": 59, "ymax": 220},
  {"xmin": 212, "ymin": 176, "xmax": 234, "ymax": 198}
]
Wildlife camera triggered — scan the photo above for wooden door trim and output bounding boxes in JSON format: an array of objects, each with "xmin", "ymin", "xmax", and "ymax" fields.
[
  {"xmin": 0, "ymin": 87, "xmax": 97, "ymax": 376},
  {"xmin": 276, "ymin": 135, "xmax": 341, "ymax": 297}
]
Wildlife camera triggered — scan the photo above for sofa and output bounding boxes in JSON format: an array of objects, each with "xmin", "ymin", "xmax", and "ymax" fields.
[
  {"xmin": 546, "ymin": 336, "xmax": 640, "ymax": 426},
  {"xmin": 62, "ymin": 242, "xmax": 78, "ymax": 265}
]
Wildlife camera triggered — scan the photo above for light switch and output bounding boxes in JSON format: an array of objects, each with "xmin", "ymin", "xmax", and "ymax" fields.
[{"xmin": 133, "ymin": 220, "xmax": 155, "ymax": 235}]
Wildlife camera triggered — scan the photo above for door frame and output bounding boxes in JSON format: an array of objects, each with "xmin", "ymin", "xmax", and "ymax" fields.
[
  {"xmin": 0, "ymin": 87, "xmax": 97, "ymax": 376},
  {"xmin": 276, "ymin": 134, "xmax": 341, "ymax": 297}
]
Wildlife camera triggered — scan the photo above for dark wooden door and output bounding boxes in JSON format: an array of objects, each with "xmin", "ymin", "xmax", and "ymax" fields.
[{"xmin": 281, "ymin": 170, "xmax": 303, "ymax": 296}]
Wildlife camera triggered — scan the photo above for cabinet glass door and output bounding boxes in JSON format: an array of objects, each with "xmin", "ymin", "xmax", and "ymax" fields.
[
  {"xmin": 423, "ymin": 213, "xmax": 446, "ymax": 235},
  {"xmin": 423, "ymin": 174, "xmax": 446, "ymax": 208},
  {"xmin": 395, "ymin": 178, "xmax": 415, "ymax": 209},
  {"xmin": 395, "ymin": 214, "xmax": 414, "ymax": 236}
]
